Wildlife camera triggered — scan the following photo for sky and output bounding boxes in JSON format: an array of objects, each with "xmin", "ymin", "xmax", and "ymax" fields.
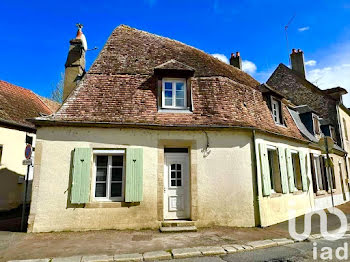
[{"xmin": 1, "ymin": 0, "xmax": 350, "ymax": 105}]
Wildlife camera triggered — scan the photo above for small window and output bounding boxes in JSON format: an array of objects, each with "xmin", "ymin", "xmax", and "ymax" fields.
[
  {"xmin": 313, "ymin": 115, "xmax": 321, "ymax": 135},
  {"xmin": 271, "ymin": 97, "xmax": 282, "ymax": 125},
  {"xmin": 267, "ymin": 148, "xmax": 282, "ymax": 193},
  {"xmin": 94, "ymin": 152, "xmax": 125, "ymax": 201},
  {"xmin": 291, "ymin": 152, "xmax": 302, "ymax": 191},
  {"xmin": 343, "ymin": 118, "xmax": 348, "ymax": 141},
  {"xmin": 170, "ymin": 163, "xmax": 182, "ymax": 187},
  {"xmin": 0, "ymin": 145, "xmax": 3, "ymax": 165},
  {"xmin": 162, "ymin": 78, "xmax": 187, "ymax": 109}
]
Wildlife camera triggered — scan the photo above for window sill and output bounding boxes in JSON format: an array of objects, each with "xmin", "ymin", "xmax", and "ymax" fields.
[
  {"xmin": 316, "ymin": 190, "xmax": 327, "ymax": 196},
  {"xmin": 158, "ymin": 108, "xmax": 193, "ymax": 114},
  {"xmin": 293, "ymin": 190, "xmax": 304, "ymax": 195},
  {"xmin": 269, "ymin": 192, "xmax": 283, "ymax": 198},
  {"xmin": 327, "ymin": 189, "xmax": 336, "ymax": 194},
  {"xmin": 274, "ymin": 123, "xmax": 287, "ymax": 128},
  {"xmin": 85, "ymin": 202, "xmax": 140, "ymax": 208}
]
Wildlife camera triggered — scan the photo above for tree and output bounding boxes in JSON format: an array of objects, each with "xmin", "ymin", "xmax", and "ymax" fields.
[{"xmin": 50, "ymin": 73, "xmax": 64, "ymax": 103}]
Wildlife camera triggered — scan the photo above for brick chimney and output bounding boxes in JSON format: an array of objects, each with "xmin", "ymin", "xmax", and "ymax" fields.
[
  {"xmin": 63, "ymin": 24, "xmax": 87, "ymax": 101},
  {"xmin": 230, "ymin": 52, "xmax": 242, "ymax": 70},
  {"xmin": 290, "ymin": 49, "xmax": 306, "ymax": 78}
]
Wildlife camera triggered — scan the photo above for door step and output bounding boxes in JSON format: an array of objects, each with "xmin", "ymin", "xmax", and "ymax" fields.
[{"xmin": 160, "ymin": 220, "xmax": 197, "ymax": 232}]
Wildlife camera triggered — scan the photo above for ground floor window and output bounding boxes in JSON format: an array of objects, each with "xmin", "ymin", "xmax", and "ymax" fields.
[
  {"xmin": 312, "ymin": 154, "xmax": 335, "ymax": 192},
  {"xmin": 267, "ymin": 148, "xmax": 282, "ymax": 193},
  {"xmin": 94, "ymin": 151, "xmax": 125, "ymax": 201},
  {"xmin": 291, "ymin": 152, "xmax": 302, "ymax": 191}
]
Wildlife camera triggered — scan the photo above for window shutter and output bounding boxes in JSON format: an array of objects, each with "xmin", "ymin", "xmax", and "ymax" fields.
[
  {"xmin": 259, "ymin": 143, "xmax": 271, "ymax": 196},
  {"xmin": 125, "ymin": 148, "xmax": 143, "ymax": 202},
  {"xmin": 71, "ymin": 148, "xmax": 92, "ymax": 204},
  {"xmin": 278, "ymin": 147, "xmax": 289, "ymax": 194},
  {"xmin": 285, "ymin": 149, "xmax": 295, "ymax": 192},
  {"xmin": 299, "ymin": 151, "xmax": 308, "ymax": 192},
  {"xmin": 310, "ymin": 153, "xmax": 318, "ymax": 193}
]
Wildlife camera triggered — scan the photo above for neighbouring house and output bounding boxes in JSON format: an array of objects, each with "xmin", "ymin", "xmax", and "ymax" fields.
[
  {"xmin": 0, "ymin": 80, "xmax": 59, "ymax": 211},
  {"xmin": 267, "ymin": 49, "xmax": 350, "ymax": 210},
  {"xmin": 29, "ymin": 25, "xmax": 326, "ymax": 233}
]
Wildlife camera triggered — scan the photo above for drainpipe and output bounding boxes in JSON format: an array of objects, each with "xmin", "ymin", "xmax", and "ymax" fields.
[{"xmin": 252, "ymin": 130, "xmax": 262, "ymax": 226}]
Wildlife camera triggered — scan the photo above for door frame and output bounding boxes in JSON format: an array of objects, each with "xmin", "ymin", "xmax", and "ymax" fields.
[{"xmin": 163, "ymin": 152, "xmax": 190, "ymax": 220}]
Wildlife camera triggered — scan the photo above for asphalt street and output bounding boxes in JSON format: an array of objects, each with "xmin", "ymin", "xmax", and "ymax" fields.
[{"xmin": 164, "ymin": 235, "xmax": 350, "ymax": 262}]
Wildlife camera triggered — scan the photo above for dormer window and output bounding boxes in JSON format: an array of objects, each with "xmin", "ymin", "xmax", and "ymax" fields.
[
  {"xmin": 162, "ymin": 78, "xmax": 187, "ymax": 109},
  {"xmin": 330, "ymin": 126, "xmax": 336, "ymax": 142},
  {"xmin": 271, "ymin": 97, "xmax": 282, "ymax": 125}
]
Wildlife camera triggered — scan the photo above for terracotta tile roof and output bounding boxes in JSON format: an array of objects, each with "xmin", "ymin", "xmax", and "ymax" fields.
[
  {"xmin": 39, "ymin": 25, "xmax": 306, "ymax": 141},
  {"xmin": 0, "ymin": 80, "xmax": 55, "ymax": 130},
  {"xmin": 37, "ymin": 95, "xmax": 61, "ymax": 113}
]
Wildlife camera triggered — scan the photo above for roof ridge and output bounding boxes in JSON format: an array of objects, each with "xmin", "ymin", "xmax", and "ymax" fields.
[{"xmin": 113, "ymin": 24, "xmax": 244, "ymax": 71}]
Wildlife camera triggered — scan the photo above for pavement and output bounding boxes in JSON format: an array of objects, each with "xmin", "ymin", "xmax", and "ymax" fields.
[{"xmin": 1, "ymin": 202, "xmax": 350, "ymax": 262}]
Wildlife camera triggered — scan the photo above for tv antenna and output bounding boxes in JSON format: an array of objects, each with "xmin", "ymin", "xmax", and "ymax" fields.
[{"xmin": 285, "ymin": 14, "xmax": 296, "ymax": 66}]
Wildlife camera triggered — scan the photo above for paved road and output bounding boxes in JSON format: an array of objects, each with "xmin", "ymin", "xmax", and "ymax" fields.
[{"xmin": 164, "ymin": 235, "xmax": 350, "ymax": 262}]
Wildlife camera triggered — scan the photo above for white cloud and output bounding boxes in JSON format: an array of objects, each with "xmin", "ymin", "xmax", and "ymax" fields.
[
  {"xmin": 305, "ymin": 60, "xmax": 317, "ymax": 66},
  {"xmin": 242, "ymin": 60, "xmax": 257, "ymax": 74},
  {"xmin": 298, "ymin": 26, "xmax": 310, "ymax": 32},
  {"xmin": 211, "ymin": 53, "xmax": 229, "ymax": 64},
  {"xmin": 306, "ymin": 43, "xmax": 350, "ymax": 106}
]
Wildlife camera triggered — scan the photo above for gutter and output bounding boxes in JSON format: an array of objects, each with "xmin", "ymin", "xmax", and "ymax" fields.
[{"xmin": 0, "ymin": 118, "xmax": 36, "ymax": 133}]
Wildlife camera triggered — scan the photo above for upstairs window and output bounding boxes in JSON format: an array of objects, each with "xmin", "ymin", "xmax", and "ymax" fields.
[
  {"xmin": 271, "ymin": 97, "xmax": 282, "ymax": 125},
  {"xmin": 162, "ymin": 78, "xmax": 187, "ymax": 109}
]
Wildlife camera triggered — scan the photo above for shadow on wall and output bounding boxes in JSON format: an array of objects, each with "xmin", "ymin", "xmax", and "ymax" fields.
[
  {"xmin": 0, "ymin": 168, "xmax": 32, "ymax": 232},
  {"xmin": 0, "ymin": 168, "xmax": 31, "ymax": 211}
]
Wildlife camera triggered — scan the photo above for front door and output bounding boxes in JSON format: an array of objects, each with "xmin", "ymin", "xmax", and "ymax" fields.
[{"xmin": 164, "ymin": 153, "xmax": 190, "ymax": 219}]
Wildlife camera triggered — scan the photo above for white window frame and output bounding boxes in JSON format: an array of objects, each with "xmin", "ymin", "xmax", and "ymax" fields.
[
  {"xmin": 313, "ymin": 154, "xmax": 323, "ymax": 191},
  {"xmin": 162, "ymin": 78, "xmax": 187, "ymax": 109},
  {"xmin": 290, "ymin": 150, "xmax": 302, "ymax": 191},
  {"xmin": 271, "ymin": 97, "xmax": 281, "ymax": 125},
  {"xmin": 267, "ymin": 145, "xmax": 278, "ymax": 193},
  {"xmin": 92, "ymin": 150, "xmax": 126, "ymax": 202}
]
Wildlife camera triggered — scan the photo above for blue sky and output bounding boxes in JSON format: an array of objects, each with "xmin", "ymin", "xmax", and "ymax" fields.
[{"xmin": 1, "ymin": 0, "xmax": 350, "ymax": 104}]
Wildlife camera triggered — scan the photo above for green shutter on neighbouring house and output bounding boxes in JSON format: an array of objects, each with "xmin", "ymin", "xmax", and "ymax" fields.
[
  {"xmin": 71, "ymin": 148, "xmax": 92, "ymax": 204},
  {"xmin": 259, "ymin": 143, "xmax": 271, "ymax": 196},
  {"xmin": 278, "ymin": 147, "xmax": 289, "ymax": 194},
  {"xmin": 285, "ymin": 148, "xmax": 296, "ymax": 193},
  {"xmin": 300, "ymin": 151, "xmax": 308, "ymax": 191},
  {"xmin": 125, "ymin": 148, "xmax": 143, "ymax": 202}
]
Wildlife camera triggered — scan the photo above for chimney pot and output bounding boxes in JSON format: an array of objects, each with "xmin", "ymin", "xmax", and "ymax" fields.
[
  {"xmin": 230, "ymin": 51, "xmax": 242, "ymax": 70},
  {"xmin": 290, "ymin": 48, "xmax": 306, "ymax": 78}
]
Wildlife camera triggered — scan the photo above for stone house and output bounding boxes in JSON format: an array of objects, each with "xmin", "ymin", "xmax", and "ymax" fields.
[
  {"xmin": 0, "ymin": 80, "xmax": 59, "ymax": 211},
  {"xmin": 267, "ymin": 49, "xmax": 350, "ymax": 210},
  {"xmin": 29, "ymin": 25, "xmax": 327, "ymax": 232}
]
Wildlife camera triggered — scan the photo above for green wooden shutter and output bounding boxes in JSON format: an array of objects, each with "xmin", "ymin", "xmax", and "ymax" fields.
[
  {"xmin": 278, "ymin": 147, "xmax": 289, "ymax": 194},
  {"xmin": 71, "ymin": 148, "xmax": 92, "ymax": 204},
  {"xmin": 285, "ymin": 148, "xmax": 296, "ymax": 193},
  {"xmin": 125, "ymin": 148, "xmax": 143, "ymax": 202},
  {"xmin": 259, "ymin": 143, "xmax": 271, "ymax": 196},
  {"xmin": 300, "ymin": 151, "xmax": 308, "ymax": 191}
]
